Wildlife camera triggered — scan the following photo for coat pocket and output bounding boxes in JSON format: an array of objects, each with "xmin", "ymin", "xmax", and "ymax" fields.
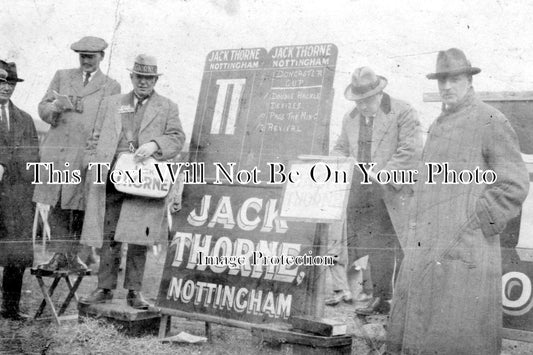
[{"xmin": 441, "ymin": 216, "xmax": 482, "ymax": 267}]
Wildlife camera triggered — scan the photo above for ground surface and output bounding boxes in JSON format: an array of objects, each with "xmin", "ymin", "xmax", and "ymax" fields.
[{"xmin": 1, "ymin": 245, "xmax": 532, "ymax": 354}]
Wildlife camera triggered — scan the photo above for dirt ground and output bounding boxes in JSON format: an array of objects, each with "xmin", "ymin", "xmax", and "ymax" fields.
[{"xmin": 1, "ymin": 244, "xmax": 533, "ymax": 354}]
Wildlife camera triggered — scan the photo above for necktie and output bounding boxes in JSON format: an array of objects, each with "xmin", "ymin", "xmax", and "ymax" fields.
[
  {"xmin": 135, "ymin": 98, "xmax": 144, "ymax": 113},
  {"xmin": 358, "ymin": 115, "xmax": 373, "ymax": 163},
  {"xmin": 83, "ymin": 72, "xmax": 91, "ymax": 86},
  {"xmin": 0, "ymin": 104, "xmax": 8, "ymax": 133}
]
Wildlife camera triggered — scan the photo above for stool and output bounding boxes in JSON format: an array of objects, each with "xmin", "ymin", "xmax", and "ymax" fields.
[{"xmin": 30, "ymin": 267, "xmax": 91, "ymax": 324}]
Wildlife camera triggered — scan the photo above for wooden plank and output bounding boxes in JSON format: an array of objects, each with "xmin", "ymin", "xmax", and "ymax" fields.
[
  {"xmin": 251, "ymin": 325, "xmax": 352, "ymax": 348},
  {"xmin": 78, "ymin": 299, "xmax": 160, "ymax": 321},
  {"xmin": 152, "ymin": 306, "xmax": 257, "ymax": 330},
  {"xmin": 423, "ymin": 91, "xmax": 533, "ymax": 102},
  {"xmin": 502, "ymin": 327, "xmax": 533, "ymax": 343}
]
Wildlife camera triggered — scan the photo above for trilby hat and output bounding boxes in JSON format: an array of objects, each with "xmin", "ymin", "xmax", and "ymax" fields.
[
  {"xmin": 344, "ymin": 67, "xmax": 387, "ymax": 101},
  {"xmin": 427, "ymin": 48, "xmax": 481, "ymax": 79},
  {"xmin": 0, "ymin": 60, "xmax": 24, "ymax": 82},
  {"xmin": 127, "ymin": 54, "xmax": 162, "ymax": 76}
]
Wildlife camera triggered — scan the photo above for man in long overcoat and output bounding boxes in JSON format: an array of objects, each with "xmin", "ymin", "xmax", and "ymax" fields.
[
  {"xmin": 80, "ymin": 54, "xmax": 185, "ymax": 309},
  {"xmin": 33, "ymin": 36, "xmax": 120, "ymax": 271},
  {"xmin": 329, "ymin": 67, "xmax": 422, "ymax": 313},
  {"xmin": 388, "ymin": 48, "xmax": 530, "ymax": 354},
  {"xmin": 0, "ymin": 62, "xmax": 40, "ymax": 320}
]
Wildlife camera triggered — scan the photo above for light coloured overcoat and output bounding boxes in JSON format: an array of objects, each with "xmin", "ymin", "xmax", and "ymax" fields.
[
  {"xmin": 33, "ymin": 68, "xmax": 120, "ymax": 210},
  {"xmin": 332, "ymin": 93, "xmax": 422, "ymax": 245},
  {"xmin": 388, "ymin": 90, "xmax": 530, "ymax": 355},
  {"xmin": 81, "ymin": 91, "xmax": 185, "ymax": 248}
]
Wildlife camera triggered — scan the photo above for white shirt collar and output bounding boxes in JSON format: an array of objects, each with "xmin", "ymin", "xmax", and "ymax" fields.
[{"xmin": 83, "ymin": 69, "xmax": 99, "ymax": 83}]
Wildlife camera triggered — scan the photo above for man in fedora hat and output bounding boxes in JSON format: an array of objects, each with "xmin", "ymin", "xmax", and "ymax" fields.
[
  {"xmin": 328, "ymin": 67, "xmax": 422, "ymax": 315},
  {"xmin": 80, "ymin": 54, "xmax": 185, "ymax": 309},
  {"xmin": 388, "ymin": 48, "xmax": 529, "ymax": 354},
  {"xmin": 0, "ymin": 62, "xmax": 40, "ymax": 320},
  {"xmin": 34, "ymin": 36, "xmax": 120, "ymax": 272}
]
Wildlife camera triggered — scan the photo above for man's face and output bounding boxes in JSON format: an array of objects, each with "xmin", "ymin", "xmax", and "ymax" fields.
[
  {"xmin": 0, "ymin": 81, "xmax": 16, "ymax": 104},
  {"xmin": 355, "ymin": 93, "xmax": 382, "ymax": 117},
  {"xmin": 131, "ymin": 73, "xmax": 158, "ymax": 99},
  {"xmin": 79, "ymin": 52, "xmax": 103, "ymax": 73},
  {"xmin": 438, "ymin": 74, "xmax": 471, "ymax": 108}
]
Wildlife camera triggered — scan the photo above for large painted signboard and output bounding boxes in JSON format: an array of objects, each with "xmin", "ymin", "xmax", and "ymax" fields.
[{"xmin": 157, "ymin": 44, "xmax": 337, "ymax": 324}]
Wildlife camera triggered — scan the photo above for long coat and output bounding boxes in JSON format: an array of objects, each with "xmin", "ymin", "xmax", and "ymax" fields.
[
  {"xmin": 81, "ymin": 91, "xmax": 185, "ymax": 248},
  {"xmin": 33, "ymin": 68, "xmax": 120, "ymax": 210},
  {"xmin": 388, "ymin": 90, "xmax": 530, "ymax": 354},
  {"xmin": 332, "ymin": 93, "xmax": 423, "ymax": 245},
  {"xmin": 0, "ymin": 101, "xmax": 40, "ymax": 267}
]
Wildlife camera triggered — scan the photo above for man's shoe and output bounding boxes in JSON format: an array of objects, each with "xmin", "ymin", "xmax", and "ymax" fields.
[
  {"xmin": 80, "ymin": 289, "xmax": 113, "ymax": 304},
  {"xmin": 0, "ymin": 308, "xmax": 30, "ymax": 321},
  {"xmin": 67, "ymin": 255, "xmax": 89, "ymax": 272},
  {"xmin": 37, "ymin": 253, "xmax": 68, "ymax": 271},
  {"xmin": 354, "ymin": 291, "xmax": 373, "ymax": 303},
  {"xmin": 325, "ymin": 290, "xmax": 353, "ymax": 306},
  {"xmin": 126, "ymin": 290, "xmax": 151, "ymax": 310},
  {"xmin": 355, "ymin": 296, "xmax": 382, "ymax": 316}
]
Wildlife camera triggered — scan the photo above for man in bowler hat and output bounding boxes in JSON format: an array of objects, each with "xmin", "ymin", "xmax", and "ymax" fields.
[
  {"xmin": 329, "ymin": 67, "xmax": 422, "ymax": 315},
  {"xmin": 0, "ymin": 62, "xmax": 40, "ymax": 320},
  {"xmin": 388, "ymin": 48, "xmax": 529, "ymax": 354},
  {"xmin": 80, "ymin": 54, "xmax": 185, "ymax": 309},
  {"xmin": 34, "ymin": 36, "xmax": 120, "ymax": 271}
]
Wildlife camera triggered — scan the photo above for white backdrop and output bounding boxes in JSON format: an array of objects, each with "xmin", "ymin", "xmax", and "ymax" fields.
[{"xmin": 3, "ymin": 0, "xmax": 533, "ymax": 147}]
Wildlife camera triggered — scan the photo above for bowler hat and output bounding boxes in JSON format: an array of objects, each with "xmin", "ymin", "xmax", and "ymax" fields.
[
  {"xmin": 127, "ymin": 54, "xmax": 162, "ymax": 76},
  {"xmin": 344, "ymin": 67, "xmax": 387, "ymax": 101},
  {"xmin": 0, "ymin": 60, "xmax": 24, "ymax": 82},
  {"xmin": 71, "ymin": 36, "xmax": 108, "ymax": 53},
  {"xmin": 427, "ymin": 48, "xmax": 481, "ymax": 79}
]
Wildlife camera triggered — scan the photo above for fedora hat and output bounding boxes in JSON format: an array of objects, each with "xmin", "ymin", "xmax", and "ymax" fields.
[
  {"xmin": 127, "ymin": 54, "xmax": 162, "ymax": 76},
  {"xmin": 0, "ymin": 60, "xmax": 24, "ymax": 82},
  {"xmin": 0, "ymin": 69, "xmax": 7, "ymax": 82},
  {"xmin": 344, "ymin": 67, "xmax": 387, "ymax": 101},
  {"xmin": 427, "ymin": 48, "xmax": 481, "ymax": 79},
  {"xmin": 71, "ymin": 36, "xmax": 108, "ymax": 54}
]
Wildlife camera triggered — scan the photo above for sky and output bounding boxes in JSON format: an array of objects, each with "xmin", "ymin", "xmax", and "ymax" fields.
[{"xmin": 3, "ymin": 0, "xmax": 533, "ymax": 147}]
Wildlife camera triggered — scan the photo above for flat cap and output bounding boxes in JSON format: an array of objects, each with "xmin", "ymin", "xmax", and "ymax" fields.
[{"xmin": 70, "ymin": 36, "xmax": 108, "ymax": 53}]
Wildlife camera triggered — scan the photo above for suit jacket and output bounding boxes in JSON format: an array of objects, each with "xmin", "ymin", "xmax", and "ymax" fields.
[
  {"xmin": 81, "ymin": 91, "xmax": 186, "ymax": 248},
  {"xmin": 0, "ymin": 101, "xmax": 40, "ymax": 266},
  {"xmin": 33, "ymin": 68, "xmax": 120, "ymax": 210},
  {"xmin": 332, "ymin": 93, "xmax": 422, "ymax": 244}
]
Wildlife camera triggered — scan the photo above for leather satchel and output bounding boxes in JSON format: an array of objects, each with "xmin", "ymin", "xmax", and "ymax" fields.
[{"xmin": 112, "ymin": 152, "xmax": 173, "ymax": 199}]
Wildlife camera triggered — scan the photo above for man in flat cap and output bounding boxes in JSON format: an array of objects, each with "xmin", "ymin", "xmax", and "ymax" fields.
[
  {"xmin": 0, "ymin": 62, "xmax": 40, "ymax": 320},
  {"xmin": 388, "ymin": 48, "xmax": 529, "ymax": 354},
  {"xmin": 80, "ymin": 54, "xmax": 185, "ymax": 308},
  {"xmin": 34, "ymin": 36, "xmax": 120, "ymax": 271},
  {"xmin": 329, "ymin": 67, "xmax": 422, "ymax": 315}
]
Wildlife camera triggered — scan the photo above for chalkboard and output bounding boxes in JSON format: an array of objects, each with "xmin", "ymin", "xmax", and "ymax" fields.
[{"xmin": 279, "ymin": 157, "xmax": 355, "ymax": 223}]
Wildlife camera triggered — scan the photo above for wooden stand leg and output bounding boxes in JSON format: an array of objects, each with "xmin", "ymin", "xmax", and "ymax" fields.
[
  {"xmin": 58, "ymin": 274, "xmax": 83, "ymax": 316},
  {"xmin": 205, "ymin": 322, "xmax": 212, "ymax": 342},
  {"xmin": 158, "ymin": 314, "xmax": 169, "ymax": 338},
  {"xmin": 34, "ymin": 276, "xmax": 61, "ymax": 324}
]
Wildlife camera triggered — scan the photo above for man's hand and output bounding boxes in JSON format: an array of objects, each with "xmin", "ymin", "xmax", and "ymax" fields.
[
  {"xmin": 0, "ymin": 164, "xmax": 4, "ymax": 182},
  {"xmin": 52, "ymin": 99, "xmax": 67, "ymax": 113},
  {"xmin": 134, "ymin": 141, "xmax": 159, "ymax": 162}
]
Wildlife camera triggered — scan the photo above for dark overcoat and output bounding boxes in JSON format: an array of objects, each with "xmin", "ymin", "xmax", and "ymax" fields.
[
  {"xmin": 0, "ymin": 101, "xmax": 40, "ymax": 266},
  {"xmin": 388, "ymin": 90, "xmax": 530, "ymax": 354}
]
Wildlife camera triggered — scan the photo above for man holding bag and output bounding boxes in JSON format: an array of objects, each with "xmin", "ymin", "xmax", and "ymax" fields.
[{"xmin": 80, "ymin": 54, "xmax": 185, "ymax": 309}]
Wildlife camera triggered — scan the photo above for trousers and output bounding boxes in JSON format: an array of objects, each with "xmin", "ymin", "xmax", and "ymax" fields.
[{"xmin": 97, "ymin": 182, "xmax": 147, "ymax": 291}]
